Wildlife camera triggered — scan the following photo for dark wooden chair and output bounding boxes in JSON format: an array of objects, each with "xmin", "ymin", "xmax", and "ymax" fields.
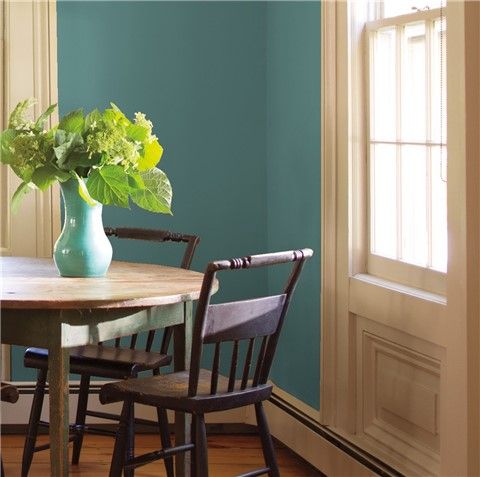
[
  {"xmin": 100, "ymin": 248, "xmax": 313, "ymax": 477},
  {"xmin": 21, "ymin": 227, "xmax": 199, "ymax": 477},
  {"xmin": 1, "ymin": 382, "xmax": 19, "ymax": 477}
]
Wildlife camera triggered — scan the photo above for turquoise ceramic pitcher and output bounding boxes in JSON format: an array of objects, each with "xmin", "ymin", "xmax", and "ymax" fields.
[{"xmin": 53, "ymin": 179, "xmax": 112, "ymax": 277}]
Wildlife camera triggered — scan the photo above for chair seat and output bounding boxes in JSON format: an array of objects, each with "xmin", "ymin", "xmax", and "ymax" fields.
[
  {"xmin": 100, "ymin": 369, "xmax": 273, "ymax": 414},
  {"xmin": 24, "ymin": 345, "xmax": 172, "ymax": 379},
  {"xmin": 1, "ymin": 382, "xmax": 19, "ymax": 403}
]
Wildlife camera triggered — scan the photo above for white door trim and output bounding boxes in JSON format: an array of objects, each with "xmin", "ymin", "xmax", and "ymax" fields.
[
  {"xmin": 319, "ymin": 0, "xmax": 338, "ymax": 428},
  {"xmin": 441, "ymin": 2, "xmax": 480, "ymax": 476},
  {"xmin": 322, "ymin": 1, "xmax": 480, "ymax": 476},
  {"xmin": 1, "ymin": 0, "xmax": 60, "ymax": 380}
]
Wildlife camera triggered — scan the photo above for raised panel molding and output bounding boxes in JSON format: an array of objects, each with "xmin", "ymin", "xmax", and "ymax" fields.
[{"xmin": 356, "ymin": 317, "xmax": 442, "ymax": 476}]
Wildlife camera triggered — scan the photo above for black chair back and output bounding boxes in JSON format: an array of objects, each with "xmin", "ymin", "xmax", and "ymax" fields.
[
  {"xmin": 104, "ymin": 227, "xmax": 200, "ymax": 352},
  {"xmin": 187, "ymin": 248, "xmax": 313, "ymax": 397}
]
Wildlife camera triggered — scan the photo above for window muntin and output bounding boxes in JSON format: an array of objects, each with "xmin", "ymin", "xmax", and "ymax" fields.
[{"xmin": 367, "ymin": 9, "xmax": 447, "ymax": 281}]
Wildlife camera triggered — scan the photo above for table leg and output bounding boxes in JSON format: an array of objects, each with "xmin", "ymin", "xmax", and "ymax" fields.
[
  {"xmin": 48, "ymin": 323, "xmax": 70, "ymax": 477},
  {"xmin": 174, "ymin": 301, "xmax": 193, "ymax": 476}
]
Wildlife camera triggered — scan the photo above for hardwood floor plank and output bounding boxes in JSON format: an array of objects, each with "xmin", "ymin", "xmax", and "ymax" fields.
[{"xmin": 1, "ymin": 434, "xmax": 322, "ymax": 476}]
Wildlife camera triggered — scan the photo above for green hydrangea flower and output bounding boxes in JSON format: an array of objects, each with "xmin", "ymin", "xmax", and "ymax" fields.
[{"xmin": 1, "ymin": 99, "xmax": 172, "ymax": 214}]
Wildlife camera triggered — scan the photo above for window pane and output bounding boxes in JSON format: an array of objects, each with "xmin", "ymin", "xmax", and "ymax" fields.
[
  {"xmin": 401, "ymin": 145, "xmax": 427, "ymax": 266},
  {"xmin": 383, "ymin": 0, "xmax": 444, "ymax": 19},
  {"xmin": 367, "ymin": 12, "xmax": 447, "ymax": 279},
  {"xmin": 371, "ymin": 28, "xmax": 396, "ymax": 141},
  {"xmin": 402, "ymin": 22, "xmax": 426, "ymax": 142},
  {"xmin": 371, "ymin": 144, "xmax": 397, "ymax": 258},
  {"xmin": 431, "ymin": 146, "xmax": 447, "ymax": 271}
]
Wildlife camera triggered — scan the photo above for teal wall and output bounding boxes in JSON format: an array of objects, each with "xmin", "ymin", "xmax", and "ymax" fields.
[
  {"xmin": 266, "ymin": 2, "xmax": 321, "ymax": 408},
  {"xmin": 12, "ymin": 0, "xmax": 269, "ymax": 381},
  {"xmin": 12, "ymin": 1, "xmax": 320, "ymax": 410}
]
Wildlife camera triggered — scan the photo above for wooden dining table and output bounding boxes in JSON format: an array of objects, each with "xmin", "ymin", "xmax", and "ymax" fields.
[{"xmin": 1, "ymin": 257, "xmax": 213, "ymax": 476}]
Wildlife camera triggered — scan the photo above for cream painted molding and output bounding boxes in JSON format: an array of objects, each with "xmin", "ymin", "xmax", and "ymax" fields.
[
  {"xmin": 441, "ymin": 2, "xmax": 480, "ymax": 476},
  {"xmin": 1, "ymin": 0, "xmax": 60, "ymax": 380},
  {"xmin": 1, "ymin": 0, "xmax": 60, "ymax": 259},
  {"xmin": 319, "ymin": 0, "xmax": 337, "ymax": 428},
  {"xmin": 0, "ymin": 382, "xmax": 247, "ymax": 428},
  {"xmin": 247, "ymin": 387, "xmax": 375, "ymax": 477},
  {"xmin": 270, "ymin": 381, "xmax": 320, "ymax": 422},
  {"xmin": 258, "ymin": 401, "xmax": 376, "ymax": 477}
]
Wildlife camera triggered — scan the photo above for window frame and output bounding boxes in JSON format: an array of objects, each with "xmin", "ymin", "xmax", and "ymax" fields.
[{"xmin": 365, "ymin": 7, "xmax": 446, "ymax": 295}]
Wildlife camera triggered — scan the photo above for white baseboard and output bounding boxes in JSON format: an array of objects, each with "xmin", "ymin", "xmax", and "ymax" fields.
[
  {"xmin": 0, "ymin": 381, "xmax": 246, "ymax": 426},
  {"xmin": 254, "ymin": 387, "xmax": 379, "ymax": 477}
]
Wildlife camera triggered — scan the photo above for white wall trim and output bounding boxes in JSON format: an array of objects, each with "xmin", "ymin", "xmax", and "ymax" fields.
[
  {"xmin": 441, "ymin": 2, "xmax": 480, "ymax": 476},
  {"xmin": 319, "ymin": 0, "xmax": 338, "ymax": 429},
  {"xmin": 252, "ymin": 388, "xmax": 380, "ymax": 477},
  {"xmin": 1, "ymin": 0, "xmax": 60, "ymax": 381},
  {"xmin": 0, "ymin": 381, "xmax": 247, "ymax": 428},
  {"xmin": 1, "ymin": 0, "xmax": 60, "ymax": 260}
]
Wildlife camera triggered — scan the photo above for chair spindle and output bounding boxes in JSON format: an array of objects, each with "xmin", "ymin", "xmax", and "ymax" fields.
[
  {"xmin": 228, "ymin": 340, "xmax": 239, "ymax": 392},
  {"xmin": 129, "ymin": 334, "xmax": 138, "ymax": 350},
  {"xmin": 253, "ymin": 336, "xmax": 268, "ymax": 386},
  {"xmin": 241, "ymin": 338, "xmax": 255, "ymax": 390},
  {"xmin": 145, "ymin": 330, "xmax": 156, "ymax": 352},
  {"xmin": 210, "ymin": 343, "xmax": 221, "ymax": 395}
]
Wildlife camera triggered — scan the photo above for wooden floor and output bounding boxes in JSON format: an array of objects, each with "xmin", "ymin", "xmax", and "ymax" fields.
[{"xmin": 1, "ymin": 433, "xmax": 322, "ymax": 476}]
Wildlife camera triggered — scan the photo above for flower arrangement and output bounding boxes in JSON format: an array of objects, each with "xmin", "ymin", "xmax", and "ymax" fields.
[{"xmin": 0, "ymin": 99, "xmax": 172, "ymax": 214}]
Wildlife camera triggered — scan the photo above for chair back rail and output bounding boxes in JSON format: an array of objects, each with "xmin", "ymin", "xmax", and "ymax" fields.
[
  {"xmin": 103, "ymin": 227, "xmax": 200, "ymax": 351},
  {"xmin": 188, "ymin": 248, "xmax": 313, "ymax": 397}
]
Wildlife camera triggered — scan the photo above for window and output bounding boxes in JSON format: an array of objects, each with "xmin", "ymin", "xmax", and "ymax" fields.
[
  {"xmin": 382, "ymin": 0, "xmax": 444, "ymax": 19},
  {"xmin": 366, "ymin": 6, "xmax": 447, "ymax": 292}
]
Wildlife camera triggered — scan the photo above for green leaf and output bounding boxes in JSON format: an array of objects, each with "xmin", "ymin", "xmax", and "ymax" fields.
[
  {"xmin": 127, "ymin": 172, "xmax": 145, "ymax": 190},
  {"xmin": 86, "ymin": 165, "xmax": 130, "ymax": 208},
  {"xmin": 8, "ymin": 98, "xmax": 36, "ymax": 128},
  {"xmin": 54, "ymin": 132, "xmax": 84, "ymax": 168},
  {"xmin": 126, "ymin": 124, "xmax": 148, "ymax": 142},
  {"xmin": 84, "ymin": 109, "xmax": 102, "ymax": 131},
  {"xmin": 0, "ymin": 129, "xmax": 17, "ymax": 164},
  {"xmin": 131, "ymin": 168, "xmax": 172, "ymax": 214},
  {"xmin": 11, "ymin": 181, "xmax": 34, "ymax": 213},
  {"xmin": 54, "ymin": 129, "xmax": 67, "ymax": 145},
  {"xmin": 58, "ymin": 109, "xmax": 84, "ymax": 134},
  {"xmin": 104, "ymin": 104, "xmax": 130, "ymax": 128},
  {"xmin": 11, "ymin": 163, "xmax": 35, "ymax": 183},
  {"xmin": 138, "ymin": 139, "xmax": 163, "ymax": 171},
  {"xmin": 72, "ymin": 172, "xmax": 97, "ymax": 206},
  {"xmin": 34, "ymin": 103, "xmax": 57, "ymax": 130},
  {"xmin": 61, "ymin": 151, "xmax": 101, "ymax": 171},
  {"xmin": 31, "ymin": 165, "xmax": 58, "ymax": 190},
  {"xmin": 31, "ymin": 164, "xmax": 70, "ymax": 190}
]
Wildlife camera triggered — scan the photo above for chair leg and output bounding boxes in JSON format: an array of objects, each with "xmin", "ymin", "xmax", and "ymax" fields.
[
  {"xmin": 124, "ymin": 401, "xmax": 135, "ymax": 477},
  {"xmin": 153, "ymin": 367, "xmax": 175, "ymax": 477},
  {"xmin": 157, "ymin": 407, "xmax": 175, "ymax": 477},
  {"xmin": 71, "ymin": 374, "xmax": 91, "ymax": 465},
  {"xmin": 109, "ymin": 400, "xmax": 131, "ymax": 477},
  {"xmin": 194, "ymin": 414, "xmax": 208, "ymax": 477},
  {"xmin": 255, "ymin": 402, "xmax": 280, "ymax": 477},
  {"xmin": 22, "ymin": 368, "xmax": 47, "ymax": 477},
  {"xmin": 1, "ymin": 457, "xmax": 5, "ymax": 477},
  {"xmin": 190, "ymin": 414, "xmax": 197, "ymax": 477}
]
